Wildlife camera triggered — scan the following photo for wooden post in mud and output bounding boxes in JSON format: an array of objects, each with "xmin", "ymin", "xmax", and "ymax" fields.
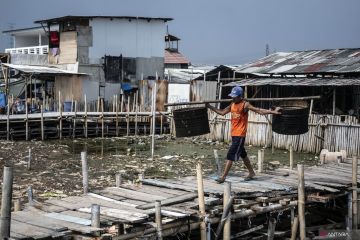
[
  {"xmin": 196, "ymin": 163, "xmax": 207, "ymax": 240},
  {"xmin": 115, "ymin": 173, "xmax": 122, "ymax": 187},
  {"xmin": 151, "ymin": 82, "xmax": 157, "ymax": 160},
  {"xmin": 25, "ymin": 93, "xmax": 29, "ymax": 141},
  {"xmin": 0, "ymin": 166, "xmax": 13, "ymax": 238},
  {"xmin": 14, "ymin": 199, "xmax": 21, "ymax": 212},
  {"xmin": 101, "ymin": 98, "xmax": 104, "ymax": 138},
  {"xmin": 81, "ymin": 152, "xmax": 89, "ymax": 194},
  {"xmin": 73, "ymin": 101, "xmax": 77, "ymax": 138},
  {"xmin": 84, "ymin": 95, "xmax": 88, "ymax": 138},
  {"xmin": 290, "ymin": 216, "xmax": 299, "ymax": 240},
  {"xmin": 214, "ymin": 149, "xmax": 221, "ymax": 176},
  {"xmin": 126, "ymin": 98, "xmax": 130, "ymax": 136},
  {"xmin": 59, "ymin": 91, "xmax": 62, "ymax": 140},
  {"xmin": 27, "ymin": 149, "xmax": 32, "ymax": 170},
  {"xmin": 27, "ymin": 186, "xmax": 33, "ymax": 203},
  {"xmin": 347, "ymin": 193, "xmax": 353, "ymax": 230},
  {"xmin": 6, "ymin": 97, "xmax": 10, "ymax": 141},
  {"xmin": 91, "ymin": 204, "xmax": 100, "ymax": 228},
  {"xmin": 135, "ymin": 104, "xmax": 139, "ymax": 136},
  {"xmin": 116, "ymin": 95, "xmax": 119, "ymax": 137},
  {"xmin": 309, "ymin": 99, "xmax": 314, "ymax": 114},
  {"xmin": 223, "ymin": 182, "xmax": 231, "ymax": 240},
  {"xmin": 120, "ymin": 94, "xmax": 124, "ymax": 112},
  {"xmin": 215, "ymin": 196, "xmax": 234, "ymax": 240},
  {"xmin": 297, "ymin": 164, "xmax": 306, "ymax": 240},
  {"xmin": 97, "ymin": 96, "xmax": 100, "ymax": 112},
  {"xmin": 258, "ymin": 149, "xmax": 263, "ymax": 173},
  {"xmin": 289, "ymin": 145, "xmax": 294, "ymax": 170},
  {"xmin": 267, "ymin": 218, "xmax": 276, "ymax": 240},
  {"xmin": 155, "ymin": 200, "xmax": 163, "ymax": 240},
  {"xmin": 352, "ymin": 156, "xmax": 358, "ymax": 229},
  {"xmin": 41, "ymin": 105, "xmax": 44, "ymax": 140}
]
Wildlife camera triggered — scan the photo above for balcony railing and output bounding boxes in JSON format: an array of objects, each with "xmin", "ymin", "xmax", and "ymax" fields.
[{"xmin": 5, "ymin": 45, "xmax": 49, "ymax": 55}]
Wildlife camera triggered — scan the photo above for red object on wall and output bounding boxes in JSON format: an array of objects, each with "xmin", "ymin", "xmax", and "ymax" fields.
[{"xmin": 50, "ymin": 31, "xmax": 59, "ymax": 45}]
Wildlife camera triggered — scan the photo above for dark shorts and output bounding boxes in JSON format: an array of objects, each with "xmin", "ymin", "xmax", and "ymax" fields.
[{"xmin": 227, "ymin": 136, "xmax": 247, "ymax": 161}]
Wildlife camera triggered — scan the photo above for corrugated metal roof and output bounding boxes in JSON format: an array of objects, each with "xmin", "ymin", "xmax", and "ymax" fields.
[
  {"xmin": 164, "ymin": 50, "xmax": 189, "ymax": 64},
  {"xmin": 34, "ymin": 15, "xmax": 173, "ymax": 24},
  {"xmin": 235, "ymin": 48, "xmax": 360, "ymax": 74},
  {"xmin": 224, "ymin": 77, "xmax": 360, "ymax": 87},
  {"xmin": 165, "ymin": 68, "xmax": 204, "ymax": 83},
  {"xmin": 1, "ymin": 63, "xmax": 88, "ymax": 75}
]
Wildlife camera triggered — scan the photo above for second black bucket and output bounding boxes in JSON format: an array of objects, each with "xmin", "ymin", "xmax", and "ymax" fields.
[
  {"xmin": 272, "ymin": 100, "xmax": 309, "ymax": 135},
  {"xmin": 173, "ymin": 107, "xmax": 210, "ymax": 137}
]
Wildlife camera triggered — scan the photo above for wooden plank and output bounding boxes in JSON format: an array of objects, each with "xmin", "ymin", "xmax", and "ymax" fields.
[
  {"xmin": 45, "ymin": 212, "xmax": 91, "ymax": 226},
  {"xmin": 103, "ymin": 187, "xmax": 168, "ymax": 202},
  {"xmin": 60, "ymin": 210, "xmax": 121, "ymax": 225},
  {"xmin": 136, "ymin": 193, "xmax": 198, "ymax": 210},
  {"xmin": 12, "ymin": 211, "xmax": 68, "ymax": 232},
  {"xmin": 10, "ymin": 220, "xmax": 53, "ymax": 239},
  {"xmin": 78, "ymin": 206, "xmax": 148, "ymax": 223}
]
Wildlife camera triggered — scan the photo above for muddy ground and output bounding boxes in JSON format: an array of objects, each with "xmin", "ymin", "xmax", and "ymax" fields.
[{"xmin": 0, "ymin": 135, "xmax": 318, "ymax": 204}]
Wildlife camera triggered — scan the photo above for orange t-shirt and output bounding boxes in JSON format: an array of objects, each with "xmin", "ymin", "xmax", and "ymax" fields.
[{"xmin": 230, "ymin": 101, "xmax": 248, "ymax": 137}]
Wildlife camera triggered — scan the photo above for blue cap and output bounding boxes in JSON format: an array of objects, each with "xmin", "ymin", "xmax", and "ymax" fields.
[{"xmin": 228, "ymin": 86, "xmax": 243, "ymax": 98}]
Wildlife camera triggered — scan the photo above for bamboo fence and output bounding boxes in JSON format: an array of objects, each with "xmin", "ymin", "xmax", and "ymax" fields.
[{"xmin": 207, "ymin": 111, "xmax": 360, "ymax": 156}]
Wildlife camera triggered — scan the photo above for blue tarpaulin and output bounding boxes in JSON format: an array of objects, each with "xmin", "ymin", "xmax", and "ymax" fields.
[{"xmin": 0, "ymin": 93, "xmax": 6, "ymax": 108}]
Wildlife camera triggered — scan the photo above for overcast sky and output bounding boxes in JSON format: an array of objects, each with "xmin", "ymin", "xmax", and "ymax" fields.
[{"xmin": 1, "ymin": 0, "xmax": 359, "ymax": 65}]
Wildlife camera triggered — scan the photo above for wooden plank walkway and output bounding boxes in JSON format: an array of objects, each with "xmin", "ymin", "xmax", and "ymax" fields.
[{"xmin": 9, "ymin": 162, "xmax": 356, "ymax": 239}]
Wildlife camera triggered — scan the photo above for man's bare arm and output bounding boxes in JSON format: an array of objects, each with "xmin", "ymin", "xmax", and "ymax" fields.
[
  {"xmin": 206, "ymin": 103, "xmax": 231, "ymax": 116},
  {"xmin": 245, "ymin": 102, "xmax": 281, "ymax": 115}
]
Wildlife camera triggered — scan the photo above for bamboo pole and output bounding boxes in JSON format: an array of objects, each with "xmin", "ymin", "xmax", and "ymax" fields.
[
  {"xmin": 196, "ymin": 163, "xmax": 207, "ymax": 240},
  {"xmin": 91, "ymin": 204, "xmax": 100, "ymax": 228},
  {"xmin": 215, "ymin": 196, "xmax": 234, "ymax": 240},
  {"xmin": 297, "ymin": 164, "xmax": 306, "ymax": 240},
  {"xmin": 81, "ymin": 152, "xmax": 89, "ymax": 194},
  {"xmin": 126, "ymin": 97, "xmax": 130, "ymax": 137},
  {"xmin": 353, "ymin": 156, "xmax": 358, "ymax": 229},
  {"xmin": 27, "ymin": 149, "xmax": 31, "ymax": 170},
  {"xmin": 27, "ymin": 186, "xmax": 33, "ymax": 203},
  {"xmin": 0, "ymin": 166, "xmax": 13, "ymax": 239},
  {"xmin": 155, "ymin": 200, "xmax": 163, "ymax": 240},
  {"xmin": 290, "ymin": 216, "xmax": 299, "ymax": 240},
  {"xmin": 223, "ymin": 182, "xmax": 231, "ymax": 240},
  {"xmin": 332, "ymin": 88, "xmax": 336, "ymax": 116},
  {"xmin": 290, "ymin": 145, "xmax": 294, "ymax": 170},
  {"xmin": 25, "ymin": 86, "xmax": 29, "ymax": 141},
  {"xmin": 135, "ymin": 91, "xmax": 139, "ymax": 137},
  {"xmin": 165, "ymin": 96, "xmax": 322, "ymax": 107},
  {"xmin": 214, "ymin": 149, "xmax": 221, "ymax": 176}
]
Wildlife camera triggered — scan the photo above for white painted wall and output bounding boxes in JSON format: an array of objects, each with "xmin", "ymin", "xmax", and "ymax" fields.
[
  {"xmin": 168, "ymin": 84, "xmax": 190, "ymax": 103},
  {"xmin": 89, "ymin": 18, "xmax": 165, "ymax": 60}
]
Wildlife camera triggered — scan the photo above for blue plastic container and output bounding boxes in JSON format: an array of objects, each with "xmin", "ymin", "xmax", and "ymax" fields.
[
  {"xmin": 63, "ymin": 101, "xmax": 74, "ymax": 112},
  {"xmin": 0, "ymin": 93, "xmax": 6, "ymax": 108}
]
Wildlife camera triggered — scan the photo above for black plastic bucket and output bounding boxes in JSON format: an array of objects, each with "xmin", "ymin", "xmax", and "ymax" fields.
[
  {"xmin": 272, "ymin": 100, "xmax": 309, "ymax": 135},
  {"xmin": 173, "ymin": 107, "xmax": 210, "ymax": 137}
]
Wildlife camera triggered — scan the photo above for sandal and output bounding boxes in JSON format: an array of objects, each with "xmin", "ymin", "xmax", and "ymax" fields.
[{"xmin": 215, "ymin": 177, "xmax": 225, "ymax": 184}]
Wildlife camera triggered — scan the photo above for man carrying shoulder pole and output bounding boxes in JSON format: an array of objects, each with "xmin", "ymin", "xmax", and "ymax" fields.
[{"xmin": 206, "ymin": 86, "xmax": 281, "ymax": 183}]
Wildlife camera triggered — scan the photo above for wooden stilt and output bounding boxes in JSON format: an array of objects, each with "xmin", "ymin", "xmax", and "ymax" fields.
[
  {"xmin": 41, "ymin": 105, "xmax": 44, "ymax": 140},
  {"xmin": 91, "ymin": 204, "xmax": 100, "ymax": 228},
  {"xmin": 332, "ymin": 88, "xmax": 336, "ymax": 116},
  {"xmin": 27, "ymin": 186, "xmax": 33, "ymax": 203},
  {"xmin": 14, "ymin": 199, "xmax": 21, "ymax": 212},
  {"xmin": 290, "ymin": 145, "xmax": 294, "ymax": 170},
  {"xmin": 0, "ymin": 166, "xmax": 13, "ymax": 239},
  {"xmin": 116, "ymin": 95, "xmax": 119, "ymax": 137},
  {"xmin": 115, "ymin": 173, "xmax": 122, "ymax": 187},
  {"xmin": 84, "ymin": 95, "xmax": 88, "ymax": 138},
  {"xmin": 267, "ymin": 218, "xmax": 276, "ymax": 240},
  {"xmin": 352, "ymin": 156, "xmax": 358, "ymax": 229},
  {"xmin": 155, "ymin": 200, "xmax": 163, "ymax": 240},
  {"xmin": 298, "ymin": 164, "xmax": 306, "ymax": 240},
  {"xmin": 196, "ymin": 163, "xmax": 207, "ymax": 240},
  {"xmin": 6, "ymin": 97, "xmax": 9, "ymax": 141},
  {"xmin": 101, "ymin": 98, "xmax": 104, "ymax": 139},
  {"xmin": 73, "ymin": 101, "xmax": 77, "ymax": 138},
  {"xmin": 27, "ymin": 149, "xmax": 31, "ymax": 171},
  {"xmin": 81, "ymin": 152, "xmax": 89, "ymax": 194},
  {"xmin": 290, "ymin": 216, "xmax": 299, "ymax": 240},
  {"xmin": 258, "ymin": 149, "xmax": 263, "ymax": 173},
  {"xmin": 126, "ymin": 99, "xmax": 130, "ymax": 137},
  {"xmin": 347, "ymin": 193, "xmax": 353, "ymax": 230},
  {"xmin": 25, "ymin": 90, "xmax": 29, "ymax": 141},
  {"xmin": 59, "ymin": 91, "xmax": 62, "ymax": 140},
  {"xmin": 214, "ymin": 149, "xmax": 221, "ymax": 176},
  {"xmin": 223, "ymin": 182, "xmax": 231, "ymax": 240}
]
